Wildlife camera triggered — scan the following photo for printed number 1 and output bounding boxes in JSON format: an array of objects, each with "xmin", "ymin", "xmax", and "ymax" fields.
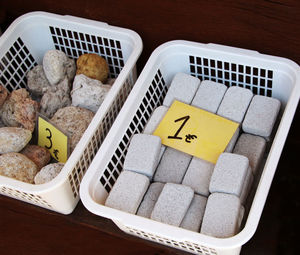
[{"xmin": 168, "ymin": 115, "xmax": 190, "ymax": 140}]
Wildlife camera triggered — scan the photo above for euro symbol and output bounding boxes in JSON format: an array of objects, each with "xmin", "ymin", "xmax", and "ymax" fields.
[{"xmin": 185, "ymin": 134, "xmax": 197, "ymax": 143}]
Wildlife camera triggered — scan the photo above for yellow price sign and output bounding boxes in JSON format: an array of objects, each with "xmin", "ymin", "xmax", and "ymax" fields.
[
  {"xmin": 153, "ymin": 100, "xmax": 239, "ymax": 164},
  {"xmin": 37, "ymin": 115, "xmax": 69, "ymax": 163}
]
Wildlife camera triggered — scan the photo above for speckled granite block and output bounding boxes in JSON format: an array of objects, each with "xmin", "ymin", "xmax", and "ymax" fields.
[
  {"xmin": 233, "ymin": 133, "xmax": 266, "ymax": 174},
  {"xmin": 242, "ymin": 95, "xmax": 281, "ymax": 138},
  {"xmin": 137, "ymin": 182, "xmax": 165, "ymax": 218},
  {"xmin": 123, "ymin": 134, "xmax": 161, "ymax": 179},
  {"xmin": 191, "ymin": 80, "xmax": 227, "ymax": 113},
  {"xmin": 240, "ymin": 166, "xmax": 253, "ymax": 204},
  {"xmin": 153, "ymin": 147, "xmax": 192, "ymax": 183},
  {"xmin": 143, "ymin": 105, "xmax": 169, "ymax": 134},
  {"xmin": 180, "ymin": 194, "xmax": 207, "ymax": 232},
  {"xmin": 163, "ymin": 73, "xmax": 200, "ymax": 107},
  {"xmin": 209, "ymin": 152, "xmax": 249, "ymax": 197},
  {"xmin": 182, "ymin": 157, "xmax": 214, "ymax": 196},
  {"xmin": 105, "ymin": 170, "xmax": 150, "ymax": 214},
  {"xmin": 224, "ymin": 126, "xmax": 240, "ymax": 152},
  {"xmin": 200, "ymin": 193, "xmax": 241, "ymax": 238},
  {"xmin": 150, "ymin": 183, "xmax": 194, "ymax": 226},
  {"xmin": 217, "ymin": 86, "xmax": 253, "ymax": 123}
]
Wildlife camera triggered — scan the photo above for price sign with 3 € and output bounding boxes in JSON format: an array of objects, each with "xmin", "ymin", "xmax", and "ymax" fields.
[
  {"xmin": 153, "ymin": 100, "xmax": 239, "ymax": 164},
  {"xmin": 37, "ymin": 115, "xmax": 69, "ymax": 163}
]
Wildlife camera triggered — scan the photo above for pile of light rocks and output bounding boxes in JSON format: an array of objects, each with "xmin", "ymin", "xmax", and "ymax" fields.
[{"xmin": 105, "ymin": 72, "xmax": 280, "ymax": 238}]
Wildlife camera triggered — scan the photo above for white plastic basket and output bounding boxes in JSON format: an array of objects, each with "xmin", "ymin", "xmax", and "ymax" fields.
[
  {"xmin": 80, "ymin": 40, "xmax": 300, "ymax": 255},
  {"xmin": 0, "ymin": 11, "xmax": 142, "ymax": 214}
]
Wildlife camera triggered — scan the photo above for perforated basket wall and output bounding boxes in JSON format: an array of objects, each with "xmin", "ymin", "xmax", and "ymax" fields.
[
  {"xmin": 0, "ymin": 11, "xmax": 142, "ymax": 214},
  {"xmin": 82, "ymin": 40, "xmax": 300, "ymax": 255}
]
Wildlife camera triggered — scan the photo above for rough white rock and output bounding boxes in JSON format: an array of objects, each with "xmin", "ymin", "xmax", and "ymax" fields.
[
  {"xmin": 26, "ymin": 65, "xmax": 51, "ymax": 97},
  {"xmin": 34, "ymin": 163, "xmax": 65, "ymax": 184},
  {"xmin": 71, "ymin": 74, "xmax": 111, "ymax": 113},
  {"xmin": 43, "ymin": 49, "xmax": 75, "ymax": 85},
  {"xmin": 0, "ymin": 127, "xmax": 32, "ymax": 153},
  {"xmin": 40, "ymin": 77, "xmax": 72, "ymax": 118},
  {"xmin": 0, "ymin": 152, "xmax": 38, "ymax": 184}
]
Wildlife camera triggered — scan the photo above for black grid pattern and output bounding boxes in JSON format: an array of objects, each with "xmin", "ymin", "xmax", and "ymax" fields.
[
  {"xmin": 49, "ymin": 26, "xmax": 124, "ymax": 78},
  {"xmin": 0, "ymin": 37, "xmax": 37, "ymax": 92},
  {"xmin": 0, "ymin": 186, "xmax": 52, "ymax": 208},
  {"xmin": 127, "ymin": 227, "xmax": 217, "ymax": 255},
  {"xmin": 189, "ymin": 56, "xmax": 273, "ymax": 97},
  {"xmin": 100, "ymin": 70, "xmax": 167, "ymax": 193}
]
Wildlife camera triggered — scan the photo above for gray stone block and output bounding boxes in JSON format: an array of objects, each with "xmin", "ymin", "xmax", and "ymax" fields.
[
  {"xmin": 224, "ymin": 126, "xmax": 240, "ymax": 153},
  {"xmin": 180, "ymin": 194, "xmax": 207, "ymax": 232},
  {"xmin": 240, "ymin": 166, "xmax": 253, "ymax": 204},
  {"xmin": 182, "ymin": 157, "xmax": 214, "ymax": 196},
  {"xmin": 123, "ymin": 134, "xmax": 161, "ymax": 179},
  {"xmin": 191, "ymin": 80, "xmax": 227, "ymax": 113},
  {"xmin": 233, "ymin": 133, "xmax": 266, "ymax": 174},
  {"xmin": 209, "ymin": 153, "xmax": 249, "ymax": 197},
  {"xmin": 105, "ymin": 170, "xmax": 150, "ymax": 214},
  {"xmin": 150, "ymin": 183, "xmax": 194, "ymax": 226},
  {"xmin": 143, "ymin": 106, "xmax": 169, "ymax": 134},
  {"xmin": 163, "ymin": 73, "xmax": 200, "ymax": 107},
  {"xmin": 137, "ymin": 182, "xmax": 165, "ymax": 218},
  {"xmin": 217, "ymin": 86, "xmax": 253, "ymax": 123},
  {"xmin": 200, "ymin": 193, "xmax": 241, "ymax": 238},
  {"xmin": 153, "ymin": 147, "xmax": 192, "ymax": 183},
  {"xmin": 242, "ymin": 95, "xmax": 281, "ymax": 138}
]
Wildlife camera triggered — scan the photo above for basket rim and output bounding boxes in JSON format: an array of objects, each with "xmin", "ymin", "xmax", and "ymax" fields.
[{"xmin": 80, "ymin": 39, "xmax": 300, "ymax": 249}]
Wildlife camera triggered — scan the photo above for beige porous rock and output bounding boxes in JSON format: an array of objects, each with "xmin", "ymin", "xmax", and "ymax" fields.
[
  {"xmin": 21, "ymin": 144, "xmax": 51, "ymax": 170},
  {"xmin": 71, "ymin": 74, "xmax": 111, "ymax": 113},
  {"xmin": 0, "ymin": 152, "xmax": 38, "ymax": 183},
  {"xmin": 0, "ymin": 88, "xmax": 39, "ymax": 132},
  {"xmin": 43, "ymin": 49, "xmax": 76, "ymax": 85},
  {"xmin": 76, "ymin": 53, "xmax": 109, "ymax": 83},
  {"xmin": 50, "ymin": 106, "xmax": 95, "ymax": 152},
  {"xmin": 34, "ymin": 162, "xmax": 64, "ymax": 184},
  {"xmin": 0, "ymin": 84, "xmax": 8, "ymax": 107},
  {"xmin": 0, "ymin": 127, "xmax": 32, "ymax": 153},
  {"xmin": 26, "ymin": 65, "xmax": 51, "ymax": 97},
  {"xmin": 40, "ymin": 77, "xmax": 72, "ymax": 118}
]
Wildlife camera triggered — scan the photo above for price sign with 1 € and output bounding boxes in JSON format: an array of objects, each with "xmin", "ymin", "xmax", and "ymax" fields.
[
  {"xmin": 37, "ymin": 115, "xmax": 69, "ymax": 163},
  {"xmin": 153, "ymin": 100, "xmax": 239, "ymax": 164}
]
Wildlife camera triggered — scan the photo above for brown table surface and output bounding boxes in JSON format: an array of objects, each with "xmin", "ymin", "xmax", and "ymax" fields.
[{"xmin": 1, "ymin": 1, "xmax": 299, "ymax": 254}]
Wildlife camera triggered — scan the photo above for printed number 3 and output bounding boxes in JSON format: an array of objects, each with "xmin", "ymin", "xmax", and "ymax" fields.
[{"xmin": 45, "ymin": 128, "xmax": 53, "ymax": 149}]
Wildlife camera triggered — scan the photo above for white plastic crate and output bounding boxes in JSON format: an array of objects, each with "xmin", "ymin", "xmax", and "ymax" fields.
[
  {"xmin": 80, "ymin": 40, "xmax": 300, "ymax": 255},
  {"xmin": 0, "ymin": 11, "xmax": 142, "ymax": 214}
]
